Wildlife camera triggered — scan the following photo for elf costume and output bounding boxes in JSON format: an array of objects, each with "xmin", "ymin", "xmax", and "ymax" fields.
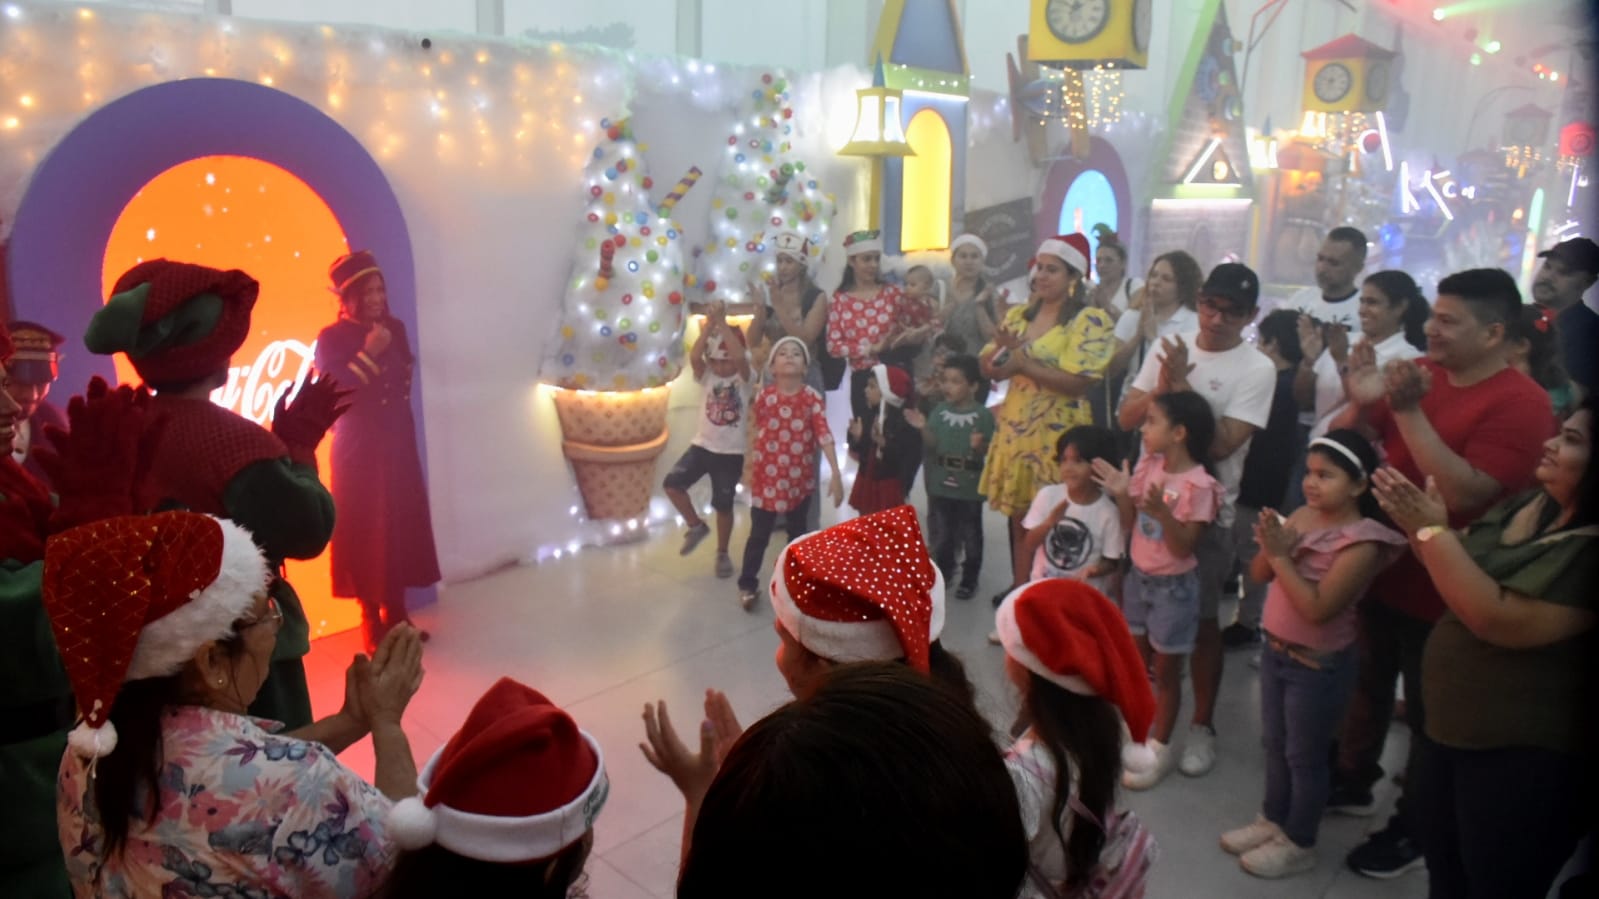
[
  {"xmin": 0, "ymin": 318, "xmax": 166, "ymax": 899},
  {"xmin": 84, "ymin": 259, "xmax": 346, "ymax": 730}
]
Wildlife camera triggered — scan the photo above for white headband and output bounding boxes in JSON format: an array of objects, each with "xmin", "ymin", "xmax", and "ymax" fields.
[
  {"xmin": 1308, "ymin": 437, "xmax": 1367, "ymax": 476},
  {"xmin": 950, "ymin": 234, "xmax": 988, "ymax": 258}
]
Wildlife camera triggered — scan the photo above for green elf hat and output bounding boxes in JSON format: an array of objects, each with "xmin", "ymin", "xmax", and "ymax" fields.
[{"xmin": 84, "ymin": 260, "xmax": 259, "ymax": 385}]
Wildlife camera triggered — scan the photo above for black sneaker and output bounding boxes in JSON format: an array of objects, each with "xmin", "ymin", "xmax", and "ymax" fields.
[
  {"xmin": 1346, "ymin": 821, "xmax": 1425, "ymax": 879},
  {"xmin": 954, "ymin": 585, "xmax": 976, "ymax": 600},
  {"xmin": 1221, "ymin": 622, "xmax": 1261, "ymax": 649},
  {"xmin": 1325, "ymin": 783, "xmax": 1378, "ymax": 817},
  {"xmin": 991, "ymin": 589, "xmax": 1010, "ymax": 608}
]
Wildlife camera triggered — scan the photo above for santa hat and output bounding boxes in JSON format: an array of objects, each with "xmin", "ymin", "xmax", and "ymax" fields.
[
  {"xmin": 1032, "ymin": 234, "xmax": 1091, "ymax": 276},
  {"xmin": 83, "ymin": 260, "xmax": 259, "ymax": 385},
  {"xmin": 769, "ymin": 334, "xmax": 811, "ymax": 367},
  {"xmin": 843, "ymin": 229, "xmax": 884, "ymax": 257},
  {"xmin": 770, "ymin": 505, "xmax": 945, "ymax": 672},
  {"xmin": 995, "ymin": 580, "xmax": 1156, "ymax": 758},
  {"xmin": 5, "ymin": 320, "xmax": 64, "ymax": 385},
  {"xmin": 329, "ymin": 250, "xmax": 384, "ymax": 295},
  {"xmin": 388, "ymin": 678, "xmax": 608, "ymax": 863},
  {"xmin": 949, "ymin": 233, "xmax": 989, "ymax": 259},
  {"xmin": 43, "ymin": 511, "xmax": 272, "ymax": 758},
  {"xmin": 870, "ymin": 363, "xmax": 912, "ymax": 424}
]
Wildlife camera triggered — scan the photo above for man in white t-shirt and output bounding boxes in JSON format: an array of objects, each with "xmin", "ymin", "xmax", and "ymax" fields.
[
  {"xmin": 1119, "ymin": 262, "xmax": 1277, "ymax": 779},
  {"xmin": 1276, "ymin": 226, "xmax": 1367, "ymax": 506}
]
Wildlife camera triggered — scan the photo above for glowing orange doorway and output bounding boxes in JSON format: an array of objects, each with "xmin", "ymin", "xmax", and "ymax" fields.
[{"xmin": 103, "ymin": 155, "xmax": 359, "ymax": 639}]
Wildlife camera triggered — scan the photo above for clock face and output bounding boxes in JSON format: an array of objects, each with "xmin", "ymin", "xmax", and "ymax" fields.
[
  {"xmin": 1365, "ymin": 61, "xmax": 1391, "ymax": 102},
  {"xmin": 1133, "ymin": 0, "xmax": 1152, "ymax": 52},
  {"xmin": 1046, "ymin": 0, "xmax": 1110, "ymax": 44},
  {"xmin": 1314, "ymin": 62, "xmax": 1353, "ymax": 103}
]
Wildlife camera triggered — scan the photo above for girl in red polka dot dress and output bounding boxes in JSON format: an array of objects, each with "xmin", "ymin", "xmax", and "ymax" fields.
[{"xmin": 736, "ymin": 336, "xmax": 845, "ymax": 610}]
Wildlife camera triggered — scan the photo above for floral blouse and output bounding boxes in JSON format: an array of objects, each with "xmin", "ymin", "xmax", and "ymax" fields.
[
  {"xmin": 826, "ymin": 284, "xmax": 906, "ymax": 370},
  {"xmin": 749, "ymin": 384, "xmax": 832, "ymax": 513},
  {"xmin": 59, "ymin": 705, "xmax": 395, "ymax": 898}
]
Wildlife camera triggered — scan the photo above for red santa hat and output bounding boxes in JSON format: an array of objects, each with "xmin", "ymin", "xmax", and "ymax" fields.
[
  {"xmin": 769, "ymin": 505, "xmax": 945, "ymax": 672},
  {"xmin": 387, "ymin": 677, "xmax": 608, "ymax": 862},
  {"xmin": 43, "ymin": 511, "xmax": 272, "ymax": 758},
  {"xmin": 869, "ymin": 363, "xmax": 912, "ymax": 424},
  {"xmin": 83, "ymin": 260, "xmax": 259, "ymax": 385},
  {"xmin": 995, "ymin": 580, "xmax": 1155, "ymax": 751},
  {"xmin": 1032, "ymin": 233, "xmax": 1091, "ymax": 276}
]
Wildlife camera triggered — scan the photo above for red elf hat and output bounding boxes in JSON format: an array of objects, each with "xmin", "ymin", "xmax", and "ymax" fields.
[
  {"xmin": 995, "ymin": 579, "xmax": 1155, "ymax": 746},
  {"xmin": 83, "ymin": 260, "xmax": 259, "ymax": 385},
  {"xmin": 388, "ymin": 677, "xmax": 609, "ymax": 863},
  {"xmin": 769, "ymin": 505, "xmax": 945, "ymax": 672}
]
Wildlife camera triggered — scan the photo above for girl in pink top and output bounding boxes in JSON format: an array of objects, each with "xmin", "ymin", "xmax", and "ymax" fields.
[
  {"xmin": 1220, "ymin": 429, "xmax": 1404, "ymax": 879},
  {"xmin": 1092, "ymin": 390, "xmax": 1221, "ymax": 790}
]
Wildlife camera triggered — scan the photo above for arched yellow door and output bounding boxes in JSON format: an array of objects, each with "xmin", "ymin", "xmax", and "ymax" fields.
[{"xmin": 901, "ymin": 109, "xmax": 952, "ymax": 252}]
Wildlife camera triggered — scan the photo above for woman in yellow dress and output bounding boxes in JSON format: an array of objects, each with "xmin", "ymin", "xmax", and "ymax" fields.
[{"xmin": 979, "ymin": 234, "xmax": 1115, "ymax": 600}]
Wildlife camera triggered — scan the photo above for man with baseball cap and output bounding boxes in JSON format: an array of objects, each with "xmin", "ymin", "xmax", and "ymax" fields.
[
  {"xmin": 2, "ymin": 321, "xmax": 67, "ymax": 487},
  {"xmin": 1119, "ymin": 262, "xmax": 1278, "ymax": 782},
  {"xmin": 1530, "ymin": 236, "xmax": 1599, "ymax": 393}
]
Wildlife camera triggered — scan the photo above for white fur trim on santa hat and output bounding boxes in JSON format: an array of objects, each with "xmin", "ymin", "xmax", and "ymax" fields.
[
  {"xmin": 770, "ymin": 334, "xmax": 810, "ymax": 367},
  {"xmin": 844, "ymin": 235, "xmax": 884, "ymax": 256},
  {"xmin": 388, "ymin": 732, "xmax": 610, "ymax": 863},
  {"xmin": 949, "ymin": 234, "xmax": 989, "ymax": 258},
  {"xmin": 768, "ymin": 533, "xmax": 945, "ymax": 664},
  {"xmin": 124, "ymin": 517, "xmax": 272, "ymax": 682},
  {"xmin": 870, "ymin": 363, "xmax": 906, "ymax": 408},
  {"xmin": 1034, "ymin": 238, "xmax": 1087, "ymax": 276},
  {"xmin": 993, "ymin": 584, "xmax": 1096, "ymax": 696}
]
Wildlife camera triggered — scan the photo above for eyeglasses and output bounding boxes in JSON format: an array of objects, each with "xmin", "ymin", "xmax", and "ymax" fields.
[
  {"xmin": 244, "ymin": 596, "xmax": 283, "ymax": 631},
  {"xmin": 1198, "ymin": 297, "xmax": 1252, "ymax": 322}
]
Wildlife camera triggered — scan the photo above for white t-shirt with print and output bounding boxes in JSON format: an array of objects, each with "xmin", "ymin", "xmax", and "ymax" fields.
[
  {"xmin": 1309, "ymin": 330, "xmax": 1424, "ymax": 439},
  {"xmin": 1114, "ymin": 305, "xmax": 1199, "ymax": 406},
  {"xmin": 1278, "ymin": 286, "xmax": 1362, "ymax": 427},
  {"xmin": 692, "ymin": 370, "xmax": 750, "ymax": 455},
  {"xmin": 1022, "ymin": 485, "xmax": 1125, "ymax": 594},
  {"xmin": 1130, "ymin": 330, "xmax": 1277, "ymax": 525}
]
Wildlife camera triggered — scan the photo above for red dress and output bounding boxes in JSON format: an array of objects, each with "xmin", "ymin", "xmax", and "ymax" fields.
[{"xmin": 314, "ymin": 317, "xmax": 441, "ymax": 602}]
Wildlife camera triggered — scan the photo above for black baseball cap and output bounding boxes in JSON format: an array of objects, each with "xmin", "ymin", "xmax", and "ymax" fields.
[
  {"xmin": 1537, "ymin": 237, "xmax": 1599, "ymax": 276},
  {"xmin": 1200, "ymin": 262, "xmax": 1260, "ymax": 309}
]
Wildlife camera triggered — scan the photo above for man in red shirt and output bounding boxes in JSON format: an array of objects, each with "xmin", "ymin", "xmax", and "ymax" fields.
[{"xmin": 1328, "ymin": 268, "xmax": 1554, "ymax": 878}]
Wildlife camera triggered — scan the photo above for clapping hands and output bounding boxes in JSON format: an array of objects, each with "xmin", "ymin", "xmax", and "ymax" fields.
[
  {"xmin": 640, "ymin": 689, "xmax": 744, "ymax": 807},
  {"xmin": 1254, "ymin": 508, "xmax": 1299, "ymax": 559},
  {"xmin": 1090, "ymin": 458, "xmax": 1131, "ymax": 498}
]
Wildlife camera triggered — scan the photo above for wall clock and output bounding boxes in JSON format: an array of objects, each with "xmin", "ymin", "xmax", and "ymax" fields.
[
  {"xmin": 1046, "ymin": 0, "xmax": 1110, "ymax": 44},
  {"xmin": 1313, "ymin": 63, "xmax": 1353, "ymax": 103}
]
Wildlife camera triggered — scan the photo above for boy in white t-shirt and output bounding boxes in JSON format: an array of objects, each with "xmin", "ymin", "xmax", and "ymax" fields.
[{"xmin": 663, "ymin": 302, "xmax": 751, "ymax": 578}]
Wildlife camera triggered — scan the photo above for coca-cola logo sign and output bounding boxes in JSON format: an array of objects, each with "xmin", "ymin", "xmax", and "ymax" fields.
[{"xmin": 211, "ymin": 338, "xmax": 317, "ymax": 426}]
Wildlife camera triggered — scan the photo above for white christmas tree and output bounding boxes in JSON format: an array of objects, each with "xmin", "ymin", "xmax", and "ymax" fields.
[
  {"xmin": 543, "ymin": 117, "xmax": 697, "ymax": 390},
  {"xmin": 693, "ymin": 70, "xmax": 836, "ymax": 303}
]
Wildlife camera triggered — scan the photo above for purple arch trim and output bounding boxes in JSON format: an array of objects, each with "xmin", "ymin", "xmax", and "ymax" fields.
[
  {"xmin": 1034, "ymin": 137, "xmax": 1134, "ymax": 259},
  {"xmin": 6, "ymin": 78, "xmax": 418, "ymax": 404}
]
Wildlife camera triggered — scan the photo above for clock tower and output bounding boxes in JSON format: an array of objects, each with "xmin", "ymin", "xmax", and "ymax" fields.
[
  {"xmin": 1027, "ymin": 0, "xmax": 1150, "ymax": 70},
  {"xmin": 1300, "ymin": 34, "xmax": 1396, "ymax": 115}
]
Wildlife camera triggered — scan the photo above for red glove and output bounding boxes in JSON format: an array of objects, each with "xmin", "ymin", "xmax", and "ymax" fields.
[
  {"xmin": 34, "ymin": 376, "xmax": 168, "ymax": 532},
  {"xmin": 272, "ymin": 370, "xmax": 351, "ymax": 467}
]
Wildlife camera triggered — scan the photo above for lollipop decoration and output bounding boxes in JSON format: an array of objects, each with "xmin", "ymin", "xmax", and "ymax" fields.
[{"xmin": 656, "ymin": 166, "xmax": 703, "ymax": 219}]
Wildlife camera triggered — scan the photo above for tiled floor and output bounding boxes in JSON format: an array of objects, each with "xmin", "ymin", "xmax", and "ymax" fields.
[{"xmin": 303, "ymin": 490, "xmax": 1433, "ymax": 898}]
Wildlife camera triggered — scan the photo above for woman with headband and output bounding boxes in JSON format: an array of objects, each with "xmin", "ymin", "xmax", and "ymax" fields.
[
  {"xmin": 1220, "ymin": 429, "xmax": 1403, "ymax": 879},
  {"xmin": 941, "ymin": 233, "xmax": 1001, "ymax": 357}
]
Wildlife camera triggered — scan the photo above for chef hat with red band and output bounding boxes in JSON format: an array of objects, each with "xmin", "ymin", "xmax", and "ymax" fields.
[
  {"xmin": 995, "ymin": 579, "xmax": 1155, "ymax": 748},
  {"xmin": 770, "ymin": 505, "xmax": 945, "ymax": 672},
  {"xmin": 387, "ymin": 678, "xmax": 608, "ymax": 863}
]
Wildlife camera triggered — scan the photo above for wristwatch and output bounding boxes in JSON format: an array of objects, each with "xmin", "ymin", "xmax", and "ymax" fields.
[{"xmin": 1414, "ymin": 525, "xmax": 1447, "ymax": 543}]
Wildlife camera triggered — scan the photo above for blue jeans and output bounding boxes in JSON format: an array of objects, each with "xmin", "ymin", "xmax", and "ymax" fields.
[{"xmin": 1260, "ymin": 639, "xmax": 1358, "ymax": 847}]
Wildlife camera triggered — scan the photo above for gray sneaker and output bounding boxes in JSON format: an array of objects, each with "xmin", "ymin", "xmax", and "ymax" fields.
[
  {"xmin": 680, "ymin": 522, "xmax": 710, "ymax": 556},
  {"xmin": 714, "ymin": 552, "xmax": 734, "ymax": 579},
  {"xmin": 738, "ymin": 589, "xmax": 758, "ymax": 611}
]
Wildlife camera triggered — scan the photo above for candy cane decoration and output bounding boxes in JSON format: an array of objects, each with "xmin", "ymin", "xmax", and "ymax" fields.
[{"xmin": 656, "ymin": 165, "xmax": 704, "ymax": 218}]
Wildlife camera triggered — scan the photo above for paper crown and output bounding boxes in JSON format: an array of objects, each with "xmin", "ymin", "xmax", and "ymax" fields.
[
  {"xmin": 387, "ymin": 678, "xmax": 609, "ymax": 863},
  {"xmin": 770, "ymin": 505, "xmax": 945, "ymax": 672},
  {"xmin": 995, "ymin": 579, "xmax": 1155, "ymax": 747},
  {"xmin": 843, "ymin": 229, "xmax": 883, "ymax": 256},
  {"xmin": 43, "ymin": 512, "xmax": 272, "ymax": 758}
]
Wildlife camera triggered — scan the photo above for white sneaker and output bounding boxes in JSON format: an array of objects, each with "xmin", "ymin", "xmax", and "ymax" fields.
[
  {"xmin": 1240, "ymin": 834, "xmax": 1316, "ymax": 878},
  {"xmin": 1221, "ymin": 815, "xmax": 1284, "ymax": 855},
  {"xmin": 1121, "ymin": 740, "xmax": 1174, "ymax": 790},
  {"xmin": 1179, "ymin": 724, "xmax": 1217, "ymax": 776},
  {"xmin": 987, "ymin": 630, "xmax": 1001, "ymax": 645}
]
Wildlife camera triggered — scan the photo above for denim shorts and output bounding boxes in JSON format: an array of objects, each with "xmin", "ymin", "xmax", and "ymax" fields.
[
  {"xmin": 1122, "ymin": 566, "xmax": 1200, "ymax": 655},
  {"xmin": 662, "ymin": 444, "xmax": 744, "ymax": 512}
]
